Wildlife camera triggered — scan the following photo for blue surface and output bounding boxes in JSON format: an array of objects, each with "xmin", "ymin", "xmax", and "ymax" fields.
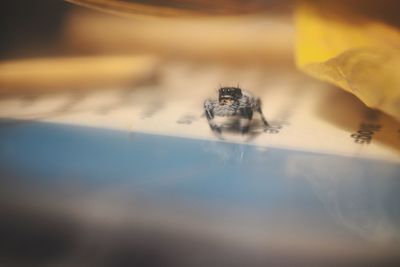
[{"xmin": 1, "ymin": 120, "xmax": 400, "ymax": 244}]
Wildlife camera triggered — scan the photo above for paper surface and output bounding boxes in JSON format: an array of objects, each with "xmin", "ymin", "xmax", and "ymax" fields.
[{"xmin": 0, "ymin": 62, "xmax": 399, "ymax": 162}]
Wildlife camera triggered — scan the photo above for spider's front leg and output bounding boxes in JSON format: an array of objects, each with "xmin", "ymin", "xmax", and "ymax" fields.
[
  {"xmin": 204, "ymin": 99, "xmax": 221, "ymax": 134},
  {"xmin": 239, "ymin": 106, "xmax": 253, "ymax": 134},
  {"xmin": 255, "ymin": 99, "xmax": 270, "ymax": 129},
  {"xmin": 257, "ymin": 107, "xmax": 270, "ymax": 128}
]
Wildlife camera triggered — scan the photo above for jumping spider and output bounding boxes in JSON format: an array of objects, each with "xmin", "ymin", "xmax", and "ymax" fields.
[{"xmin": 204, "ymin": 87, "xmax": 269, "ymax": 134}]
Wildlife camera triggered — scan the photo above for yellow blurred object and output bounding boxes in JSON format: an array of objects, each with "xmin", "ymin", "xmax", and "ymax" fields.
[
  {"xmin": 0, "ymin": 55, "xmax": 157, "ymax": 94},
  {"xmin": 63, "ymin": 10, "xmax": 294, "ymax": 64},
  {"xmin": 295, "ymin": 1, "xmax": 400, "ymax": 121}
]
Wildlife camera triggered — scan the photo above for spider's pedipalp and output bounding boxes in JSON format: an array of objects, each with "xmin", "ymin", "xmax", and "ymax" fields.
[{"xmin": 204, "ymin": 98, "xmax": 222, "ymax": 134}]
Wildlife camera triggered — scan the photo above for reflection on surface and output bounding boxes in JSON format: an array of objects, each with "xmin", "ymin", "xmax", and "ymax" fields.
[{"xmin": 287, "ymin": 154, "xmax": 400, "ymax": 243}]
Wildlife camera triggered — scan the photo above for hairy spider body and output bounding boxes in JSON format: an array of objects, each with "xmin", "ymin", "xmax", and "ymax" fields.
[{"xmin": 204, "ymin": 87, "xmax": 269, "ymax": 134}]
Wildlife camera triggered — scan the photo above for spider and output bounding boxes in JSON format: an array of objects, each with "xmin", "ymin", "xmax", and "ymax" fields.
[{"xmin": 204, "ymin": 87, "xmax": 269, "ymax": 134}]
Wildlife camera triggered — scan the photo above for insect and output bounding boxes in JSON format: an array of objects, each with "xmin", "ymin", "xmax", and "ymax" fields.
[{"xmin": 204, "ymin": 87, "xmax": 269, "ymax": 134}]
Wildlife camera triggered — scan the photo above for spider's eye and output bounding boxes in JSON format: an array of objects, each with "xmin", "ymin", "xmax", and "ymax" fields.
[{"xmin": 219, "ymin": 87, "xmax": 242, "ymax": 101}]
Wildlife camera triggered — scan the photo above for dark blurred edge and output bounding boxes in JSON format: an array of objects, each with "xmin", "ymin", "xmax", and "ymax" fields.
[{"xmin": 0, "ymin": 1, "xmax": 71, "ymax": 60}]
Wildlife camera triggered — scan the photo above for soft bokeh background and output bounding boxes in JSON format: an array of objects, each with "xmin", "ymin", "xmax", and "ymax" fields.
[{"xmin": 1, "ymin": 1, "xmax": 400, "ymax": 266}]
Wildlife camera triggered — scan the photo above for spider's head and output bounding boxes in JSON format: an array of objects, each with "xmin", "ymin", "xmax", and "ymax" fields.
[{"xmin": 218, "ymin": 87, "xmax": 242, "ymax": 105}]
